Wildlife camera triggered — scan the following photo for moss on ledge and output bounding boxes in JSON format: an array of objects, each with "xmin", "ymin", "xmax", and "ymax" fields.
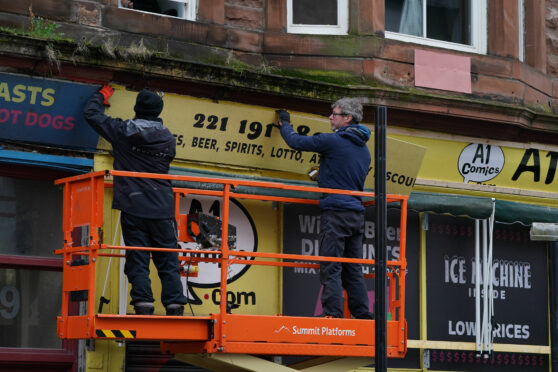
[{"xmin": 0, "ymin": 30, "xmax": 557, "ymax": 128}]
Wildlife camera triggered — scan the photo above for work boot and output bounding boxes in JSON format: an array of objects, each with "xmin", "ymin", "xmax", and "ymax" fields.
[
  {"xmin": 134, "ymin": 302, "xmax": 154, "ymax": 315},
  {"xmin": 316, "ymin": 313, "xmax": 337, "ymax": 318},
  {"xmin": 166, "ymin": 304, "xmax": 184, "ymax": 316},
  {"xmin": 355, "ymin": 312, "xmax": 374, "ymax": 320}
]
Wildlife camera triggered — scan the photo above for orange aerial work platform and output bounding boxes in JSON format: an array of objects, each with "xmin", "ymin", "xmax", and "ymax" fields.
[{"xmin": 54, "ymin": 170, "xmax": 408, "ymax": 360}]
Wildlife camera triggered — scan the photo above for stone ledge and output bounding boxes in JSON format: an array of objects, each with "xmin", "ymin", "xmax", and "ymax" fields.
[{"xmin": 0, "ymin": 31, "xmax": 557, "ymax": 142}]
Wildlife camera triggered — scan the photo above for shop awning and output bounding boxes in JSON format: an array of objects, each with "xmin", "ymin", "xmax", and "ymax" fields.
[
  {"xmin": 170, "ymin": 167, "xmax": 558, "ymax": 226},
  {"xmin": 530, "ymin": 223, "xmax": 558, "ymax": 241},
  {"xmin": 406, "ymin": 192, "xmax": 492, "ymax": 220},
  {"xmin": 0, "ymin": 148, "xmax": 93, "ymax": 173},
  {"xmin": 408, "ymin": 192, "xmax": 558, "ymax": 225}
]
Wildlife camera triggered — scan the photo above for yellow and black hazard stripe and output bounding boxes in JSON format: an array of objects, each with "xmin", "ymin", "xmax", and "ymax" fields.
[{"xmin": 95, "ymin": 329, "xmax": 136, "ymax": 339}]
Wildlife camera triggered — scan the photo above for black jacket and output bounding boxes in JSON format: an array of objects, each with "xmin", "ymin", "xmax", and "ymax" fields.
[
  {"xmin": 83, "ymin": 92, "xmax": 176, "ymax": 219},
  {"xmin": 280, "ymin": 123, "xmax": 371, "ymax": 212}
]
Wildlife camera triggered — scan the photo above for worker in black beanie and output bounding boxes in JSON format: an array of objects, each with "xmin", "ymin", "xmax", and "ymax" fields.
[
  {"xmin": 134, "ymin": 89, "xmax": 164, "ymax": 118},
  {"xmin": 83, "ymin": 86, "xmax": 187, "ymax": 316}
]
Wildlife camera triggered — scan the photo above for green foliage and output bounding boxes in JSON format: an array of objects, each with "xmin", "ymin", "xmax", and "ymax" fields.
[
  {"xmin": 0, "ymin": 26, "xmax": 19, "ymax": 35},
  {"xmin": 29, "ymin": 16, "xmax": 64, "ymax": 40},
  {"xmin": 274, "ymin": 67, "xmax": 362, "ymax": 86},
  {"xmin": 0, "ymin": 16, "xmax": 65, "ymax": 41}
]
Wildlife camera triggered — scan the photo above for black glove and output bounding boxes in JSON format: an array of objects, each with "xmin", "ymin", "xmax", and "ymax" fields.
[{"xmin": 276, "ymin": 109, "xmax": 290, "ymax": 125}]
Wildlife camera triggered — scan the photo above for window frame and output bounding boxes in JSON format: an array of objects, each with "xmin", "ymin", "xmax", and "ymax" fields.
[
  {"xmin": 286, "ymin": 0, "xmax": 349, "ymax": 35},
  {"xmin": 0, "ymin": 256, "xmax": 78, "ymax": 370},
  {"xmin": 385, "ymin": 0, "xmax": 487, "ymax": 54},
  {"xmin": 518, "ymin": 0, "xmax": 525, "ymax": 62},
  {"xmin": 0, "ymin": 167, "xmax": 78, "ymax": 370},
  {"xmin": 118, "ymin": 0, "xmax": 198, "ymax": 21}
]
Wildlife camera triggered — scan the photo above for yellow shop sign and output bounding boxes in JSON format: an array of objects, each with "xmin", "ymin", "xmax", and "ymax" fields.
[
  {"xmin": 101, "ymin": 87, "xmax": 426, "ymax": 196},
  {"xmin": 389, "ymin": 133, "xmax": 558, "ymax": 195}
]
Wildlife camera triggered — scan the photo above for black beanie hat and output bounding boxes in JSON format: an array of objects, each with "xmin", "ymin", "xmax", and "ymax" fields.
[{"xmin": 134, "ymin": 89, "xmax": 163, "ymax": 117}]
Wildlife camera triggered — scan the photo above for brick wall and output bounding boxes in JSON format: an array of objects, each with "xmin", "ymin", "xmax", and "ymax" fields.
[
  {"xmin": 0, "ymin": 0, "xmax": 557, "ymax": 113},
  {"xmin": 547, "ymin": 0, "xmax": 558, "ymax": 76},
  {"xmin": 74, "ymin": 0, "xmax": 101, "ymax": 26},
  {"xmin": 225, "ymin": 0, "xmax": 263, "ymax": 31}
]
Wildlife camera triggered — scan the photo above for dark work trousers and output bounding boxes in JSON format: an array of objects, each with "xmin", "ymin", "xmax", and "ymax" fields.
[
  {"xmin": 121, "ymin": 212, "xmax": 187, "ymax": 307},
  {"xmin": 319, "ymin": 209, "xmax": 369, "ymax": 318}
]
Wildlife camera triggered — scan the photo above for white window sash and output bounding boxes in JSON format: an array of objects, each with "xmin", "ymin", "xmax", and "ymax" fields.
[
  {"xmin": 287, "ymin": 0, "xmax": 348, "ymax": 35},
  {"xmin": 518, "ymin": 0, "xmax": 525, "ymax": 62},
  {"xmin": 386, "ymin": 0, "xmax": 487, "ymax": 55},
  {"xmin": 118, "ymin": 0, "xmax": 197, "ymax": 21}
]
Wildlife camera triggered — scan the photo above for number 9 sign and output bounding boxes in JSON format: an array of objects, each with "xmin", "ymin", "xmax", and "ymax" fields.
[{"xmin": 0, "ymin": 285, "xmax": 20, "ymax": 320}]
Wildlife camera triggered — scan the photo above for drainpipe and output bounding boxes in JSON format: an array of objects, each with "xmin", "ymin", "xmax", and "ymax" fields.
[
  {"xmin": 530, "ymin": 223, "xmax": 558, "ymax": 371},
  {"xmin": 374, "ymin": 106, "xmax": 387, "ymax": 372},
  {"xmin": 549, "ymin": 241, "xmax": 558, "ymax": 371}
]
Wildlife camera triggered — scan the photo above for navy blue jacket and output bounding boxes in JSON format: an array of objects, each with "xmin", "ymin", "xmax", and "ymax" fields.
[
  {"xmin": 83, "ymin": 92, "xmax": 176, "ymax": 219},
  {"xmin": 280, "ymin": 123, "xmax": 371, "ymax": 212}
]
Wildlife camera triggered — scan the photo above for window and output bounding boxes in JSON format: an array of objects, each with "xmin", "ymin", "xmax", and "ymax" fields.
[
  {"xmin": 385, "ymin": 0, "xmax": 487, "ymax": 54},
  {"xmin": 0, "ymin": 269, "xmax": 62, "ymax": 348},
  {"xmin": 0, "ymin": 173, "xmax": 76, "ymax": 370},
  {"xmin": 0, "ymin": 177, "xmax": 62, "ymax": 257},
  {"xmin": 0, "ymin": 176, "xmax": 62, "ymax": 347},
  {"xmin": 119, "ymin": 0, "xmax": 197, "ymax": 20},
  {"xmin": 287, "ymin": 0, "xmax": 348, "ymax": 35}
]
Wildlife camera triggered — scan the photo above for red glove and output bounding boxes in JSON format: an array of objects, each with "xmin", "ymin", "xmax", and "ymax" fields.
[{"xmin": 99, "ymin": 85, "xmax": 114, "ymax": 106}]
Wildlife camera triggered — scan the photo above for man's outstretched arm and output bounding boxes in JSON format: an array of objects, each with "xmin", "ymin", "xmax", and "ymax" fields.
[
  {"xmin": 276, "ymin": 109, "xmax": 330, "ymax": 152},
  {"xmin": 83, "ymin": 86, "xmax": 123, "ymax": 144}
]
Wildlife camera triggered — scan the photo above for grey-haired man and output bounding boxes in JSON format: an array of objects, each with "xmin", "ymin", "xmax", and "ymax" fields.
[{"xmin": 277, "ymin": 98, "xmax": 373, "ymax": 319}]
